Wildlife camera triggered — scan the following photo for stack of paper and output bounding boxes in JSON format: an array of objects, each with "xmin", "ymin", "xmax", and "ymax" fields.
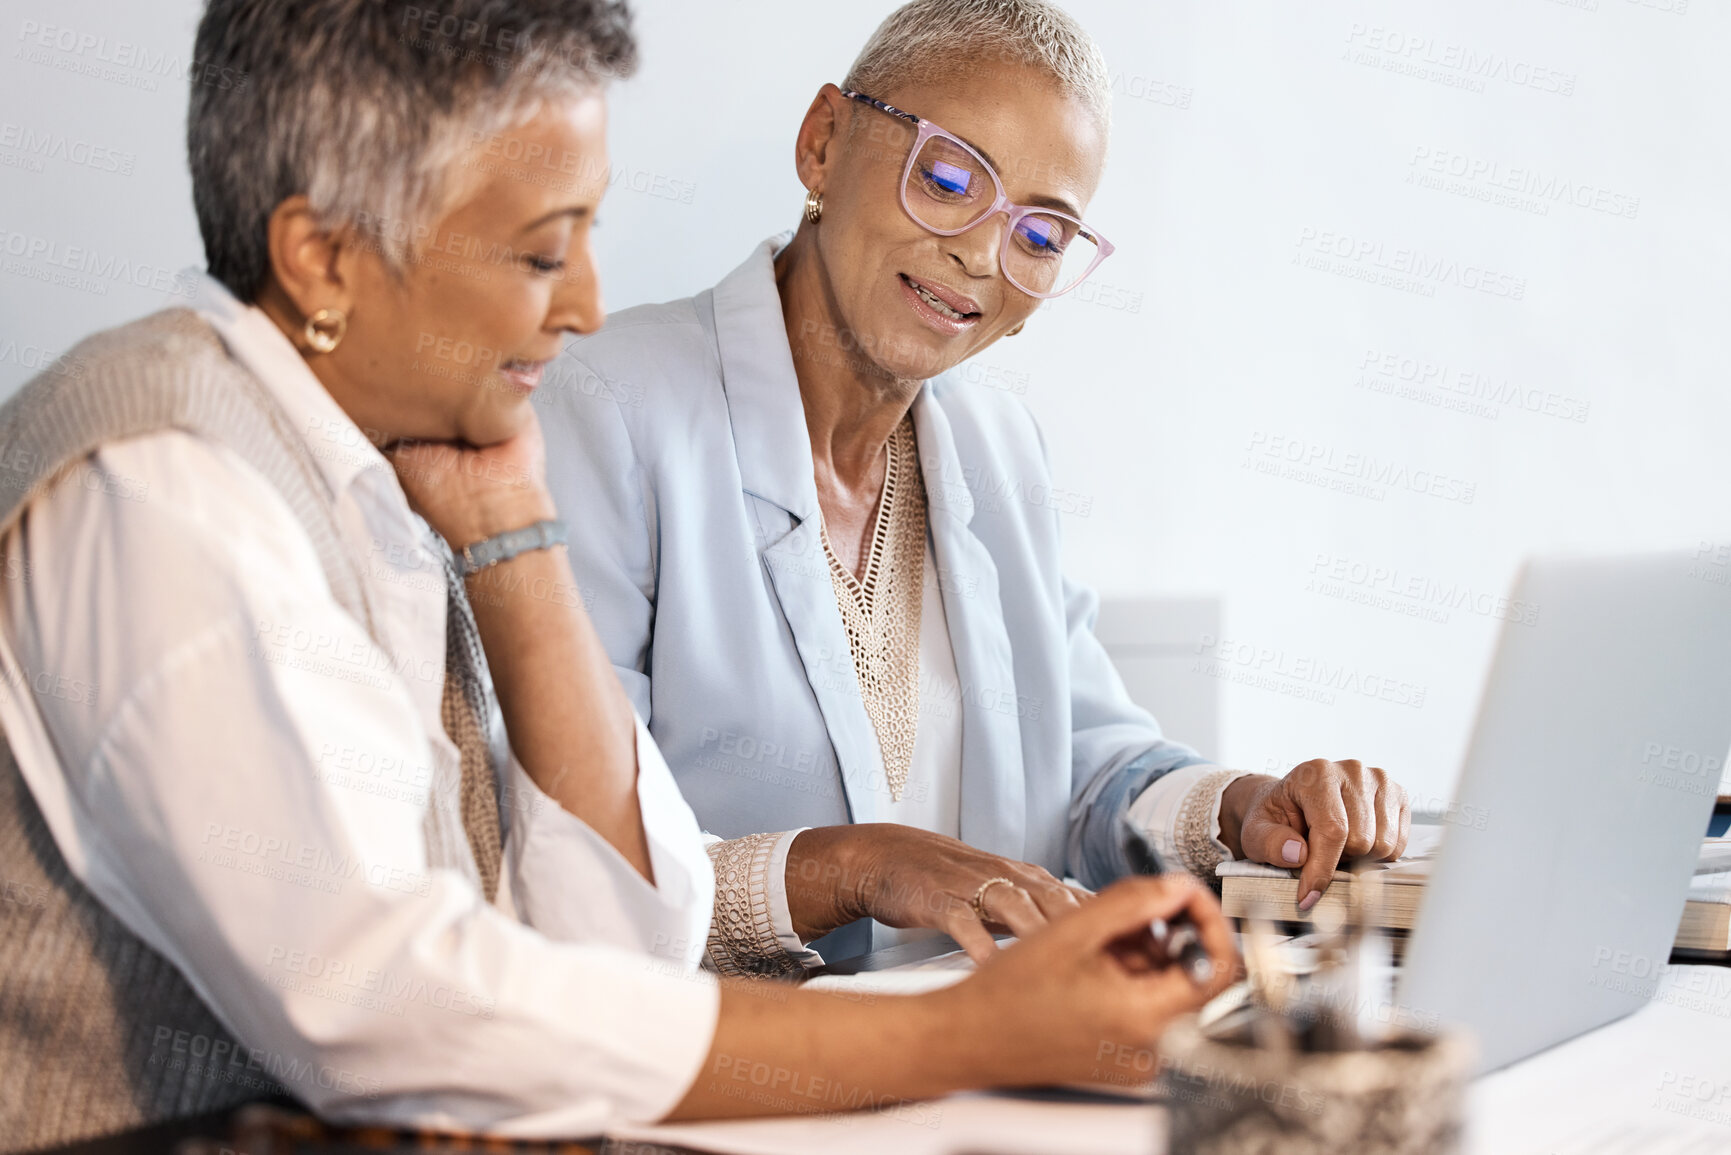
[{"xmin": 1218, "ymin": 828, "xmax": 1731, "ymax": 952}]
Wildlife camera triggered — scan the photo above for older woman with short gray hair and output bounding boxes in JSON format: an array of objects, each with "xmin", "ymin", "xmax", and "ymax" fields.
[
  {"xmin": 542, "ymin": 0, "xmax": 1414, "ymax": 966},
  {"xmin": 0, "ymin": 0, "xmax": 1237, "ymax": 1146}
]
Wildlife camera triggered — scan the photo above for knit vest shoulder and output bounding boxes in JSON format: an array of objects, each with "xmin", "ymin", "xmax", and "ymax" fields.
[{"xmin": 0, "ymin": 309, "xmax": 492, "ymax": 1152}]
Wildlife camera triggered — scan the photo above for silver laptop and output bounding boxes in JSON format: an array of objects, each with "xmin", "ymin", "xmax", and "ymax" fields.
[{"xmin": 1396, "ymin": 549, "xmax": 1731, "ymax": 1072}]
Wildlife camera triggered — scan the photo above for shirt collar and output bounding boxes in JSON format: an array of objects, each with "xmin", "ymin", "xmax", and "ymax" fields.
[{"xmin": 191, "ymin": 272, "xmax": 391, "ymax": 498}]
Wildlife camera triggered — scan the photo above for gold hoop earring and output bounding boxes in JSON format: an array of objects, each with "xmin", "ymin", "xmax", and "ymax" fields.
[
  {"xmin": 303, "ymin": 308, "xmax": 347, "ymax": 354},
  {"xmin": 803, "ymin": 187, "xmax": 824, "ymax": 224},
  {"xmin": 1005, "ymin": 322, "xmax": 1025, "ymax": 337}
]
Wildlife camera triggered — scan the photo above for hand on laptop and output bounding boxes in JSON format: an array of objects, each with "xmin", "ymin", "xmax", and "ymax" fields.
[
  {"xmin": 1218, "ymin": 759, "xmax": 1411, "ymax": 910},
  {"xmin": 783, "ymin": 824, "xmax": 1093, "ymax": 963}
]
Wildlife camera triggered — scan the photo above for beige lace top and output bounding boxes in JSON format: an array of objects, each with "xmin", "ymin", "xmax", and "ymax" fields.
[{"xmin": 819, "ymin": 416, "xmax": 927, "ymax": 803}]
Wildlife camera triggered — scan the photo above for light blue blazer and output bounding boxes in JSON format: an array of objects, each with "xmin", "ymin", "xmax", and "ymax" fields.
[{"xmin": 538, "ymin": 237, "xmax": 1208, "ymax": 955}]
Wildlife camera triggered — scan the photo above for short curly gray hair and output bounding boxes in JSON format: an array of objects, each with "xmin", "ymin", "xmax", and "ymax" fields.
[
  {"xmin": 188, "ymin": 0, "xmax": 637, "ymax": 302},
  {"xmin": 843, "ymin": 0, "xmax": 1111, "ymax": 132}
]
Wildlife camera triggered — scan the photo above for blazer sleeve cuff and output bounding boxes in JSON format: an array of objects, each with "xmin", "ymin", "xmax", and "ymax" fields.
[{"xmin": 1068, "ymin": 744, "xmax": 1214, "ymax": 890}]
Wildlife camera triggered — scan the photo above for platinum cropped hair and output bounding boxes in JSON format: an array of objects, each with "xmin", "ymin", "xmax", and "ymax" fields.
[
  {"xmin": 188, "ymin": 0, "xmax": 637, "ymax": 302},
  {"xmin": 843, "ymin": 0, "xmax": 1112, "ymax": 132}
]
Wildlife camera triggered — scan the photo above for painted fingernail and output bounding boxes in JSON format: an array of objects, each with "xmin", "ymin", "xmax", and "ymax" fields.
[
  {"xmin": 1282, "ymin": 839, "xmax": 1304, "ymax": 864},
  {"xmin": 1298, "ymin": 890, "xmax": 1322, "ymax": 912}
]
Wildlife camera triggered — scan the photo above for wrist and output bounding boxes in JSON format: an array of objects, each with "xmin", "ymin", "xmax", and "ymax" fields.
[
  {"xmin": 1218, "ymin": 774, "xmax": 1277, "ymax": 860},
  {"xmin": 446, "ymin": 490, "xmax": 558, "ymax": 553},
  {"xmin": 918, "ymin": 980, "xmax": 1010, "ymax": 1088},
  {"xmin": 785, "ymin": 827, "xmax": 869, "ymax": 940}
]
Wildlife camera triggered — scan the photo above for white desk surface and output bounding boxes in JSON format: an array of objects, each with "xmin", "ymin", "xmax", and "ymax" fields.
[{"xmin": 613, "ymin": 964, "xmax": 1731, "ymax": 1155}]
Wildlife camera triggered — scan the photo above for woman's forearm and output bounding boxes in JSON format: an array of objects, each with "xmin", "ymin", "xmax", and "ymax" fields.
[
  {"xmin": 464, "ymin": 537, "xmax": 651, "ymax": 880},
  {"xmin": 667, "ymin": 982, "xmax": 990, "ymax": 1120},
  {"xmin": 673, "ymin": 874, "xmax": 1238, "ymax": 1121}
]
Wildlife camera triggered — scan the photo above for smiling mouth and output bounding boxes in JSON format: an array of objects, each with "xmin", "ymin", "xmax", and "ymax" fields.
[
  {"xmin": 497, "ymin": 360, "xmax": 547, "ymax": 391},
  {"xmin": 900, "ymin": 273, "xmax": 982, "ymax": 323}
]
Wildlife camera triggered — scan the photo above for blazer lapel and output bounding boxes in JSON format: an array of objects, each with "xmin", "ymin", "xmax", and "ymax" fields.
[
  {"xmin": 705, "ymin": 237, "xmax": 818, "ymax": 525},
  {"xmin": 702, "ymin": 239, "xmax": 890, "ymax": 827},
  {"xmin": 759, "ymin": 518, "xmax": 892, "ymax": 827},
  {"xmin": 912, "ymin": 386, "xmax": 1028, "ymax": 860}
]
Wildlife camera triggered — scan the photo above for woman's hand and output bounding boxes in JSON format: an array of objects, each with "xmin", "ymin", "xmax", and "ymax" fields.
[
  {"xmin": 673, "ymin": 873, "xmax": 1238, "ymax": 1120},
  {"xmin": 387, "ymin": 415, "xmax": 649, "ymax": 878},
  {"xmin": 1220, "ymin": 758, "xmax": 1412, "ymax": 909},
  {"xmin": 785, "ymin": 824, "xmax": 1093, "ymax": 963},
  {"xmin": 386, "ymin": 415, "xmax": 557, "ymax": 551},
  {"xmin": 938, "ymin": 873, "xmax": 1238, "ymax": 1088}
]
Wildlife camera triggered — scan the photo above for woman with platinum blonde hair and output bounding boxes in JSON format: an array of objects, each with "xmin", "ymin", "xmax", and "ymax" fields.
[
  {"xmin": 0, "ymin": 0, "xmax": 1235, "ymax": 1147},
  {"xmin": 541, "ymin": 0, "xmax": 1414, "ymax": 967}
]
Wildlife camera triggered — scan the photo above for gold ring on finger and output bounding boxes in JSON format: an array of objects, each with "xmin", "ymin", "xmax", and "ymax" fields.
[{"xmin": 971, "ymin": 876, "xmax": 1017, "ymax": 921}]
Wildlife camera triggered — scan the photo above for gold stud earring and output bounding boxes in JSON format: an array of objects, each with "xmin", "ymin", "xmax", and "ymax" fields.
[
  {"xmin": 803, "ymin": 187, "xmax": 824, "ymax": 224},
  {"xmin": 1005, "ymin": 322, "xmax": 1025, "ymax": 337},
  {"xmin": 303, "ymin": 307, "xmax": 347, "ymax": 354}
]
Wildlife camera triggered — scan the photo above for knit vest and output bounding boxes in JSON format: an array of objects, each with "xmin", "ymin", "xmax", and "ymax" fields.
[{"xmin": 0, "ymin": 309, "xmax": 504, "ymax": 1152}]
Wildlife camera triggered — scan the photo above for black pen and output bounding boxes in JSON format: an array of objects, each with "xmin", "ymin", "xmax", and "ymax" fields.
[{"xmin": 1122, "ymin": 817, "xmax": 1216, "ymax": 986}]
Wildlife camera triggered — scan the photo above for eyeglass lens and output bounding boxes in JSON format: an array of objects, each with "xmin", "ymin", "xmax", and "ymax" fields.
[{"xmin": 904, "ymin": 133, "xmax": 1099, "ymax": 296}]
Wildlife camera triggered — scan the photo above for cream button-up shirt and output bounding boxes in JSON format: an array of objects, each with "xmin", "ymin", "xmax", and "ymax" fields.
[{"xmin": 0, "ymin": 277, "xmax": 719, "ymax": 1134}]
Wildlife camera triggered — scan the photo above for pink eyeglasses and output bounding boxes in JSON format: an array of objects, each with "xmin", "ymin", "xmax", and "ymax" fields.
[{"xmin": 843, "ymin": 89, "xmax": 1114, "ymax": 299}]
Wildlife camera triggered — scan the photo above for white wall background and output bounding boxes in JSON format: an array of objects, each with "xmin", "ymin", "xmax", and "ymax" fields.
[{"xmin": 2, "ymin": 0, "xmax": 1726, "ymax": 806}]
